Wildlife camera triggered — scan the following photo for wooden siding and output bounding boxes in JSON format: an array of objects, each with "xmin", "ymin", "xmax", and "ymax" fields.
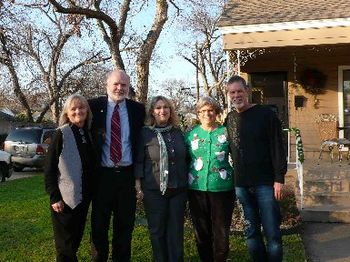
[{"xmin": 239, "ymin": 45, "xmax": 350, "ymax": 158}]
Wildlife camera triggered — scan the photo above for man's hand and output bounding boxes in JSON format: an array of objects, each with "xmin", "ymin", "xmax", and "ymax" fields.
[
  {"xmin": 51, "ymin": 200, "xmax": 64, "ymax": 213},
  {"xmin": 273, "ymin": 182, "xmax": 284, "ymax": 201}
]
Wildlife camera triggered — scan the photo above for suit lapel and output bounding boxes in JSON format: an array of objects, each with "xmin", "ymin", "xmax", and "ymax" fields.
[
  {"xmin": 101, "ymin": 97, "xmax": 108, "ymax": 130},
  {"xmin": 125, "ymin": 99, "xmax": 134, "ymax": 141}
]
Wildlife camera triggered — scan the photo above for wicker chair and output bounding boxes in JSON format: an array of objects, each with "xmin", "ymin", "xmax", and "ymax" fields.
[{"xmin": 316, "ymin": 114, "xmax": 350, "ymax": 163}]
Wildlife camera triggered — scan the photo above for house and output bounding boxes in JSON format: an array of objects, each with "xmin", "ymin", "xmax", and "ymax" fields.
[{"xmin": 218, "ymin": 0, "xmax": 350, "ymax": 159}]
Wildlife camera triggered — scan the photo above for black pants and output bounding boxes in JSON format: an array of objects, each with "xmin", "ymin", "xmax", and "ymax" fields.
[
  {"xmin": 91, "ymin": 167, "xmax": 136, "ymax": 262},
  {"xmin": 143, "ymin": 189, "xmax": 187, "ymax": 262},
  {"xmin": 51, "ymin": 199, "xmax": 91, "ymax": 262},
  {"xmin": 188, "ymin": 190, "xmax": 235, "ymax": 262}
]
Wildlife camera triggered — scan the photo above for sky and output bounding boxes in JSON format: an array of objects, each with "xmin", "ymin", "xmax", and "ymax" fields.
[
  {"xmin": 128, "ymin": 1, "xmax": 210, "ymax": 94},
  {"xmin": 1, "ymin": 1, "xmax": 221, "ymax": 98}
]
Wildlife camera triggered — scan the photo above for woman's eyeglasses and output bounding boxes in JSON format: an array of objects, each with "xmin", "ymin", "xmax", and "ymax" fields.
[{"xmin": 198, "ymin": 109, "xmax": 215, "ymax": 115}]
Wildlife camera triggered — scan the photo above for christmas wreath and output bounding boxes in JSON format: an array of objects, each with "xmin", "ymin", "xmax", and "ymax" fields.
[{"xmin": 299, "ymin": 69, "xmax": 327, "ymax": 95}]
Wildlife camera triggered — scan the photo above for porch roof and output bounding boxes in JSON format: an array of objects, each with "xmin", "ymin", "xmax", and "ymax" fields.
[{"xmin": 219, "ymin": 0, "xmax": 350, "ymax": 50}]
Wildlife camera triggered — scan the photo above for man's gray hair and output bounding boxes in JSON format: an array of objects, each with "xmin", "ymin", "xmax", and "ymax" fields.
[{"xmin": 227, "ymin": 75, "xmax": 248, "ymax": 89}]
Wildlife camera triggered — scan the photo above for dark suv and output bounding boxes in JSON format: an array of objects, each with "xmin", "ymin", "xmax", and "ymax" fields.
[{"xmin": 4, "ymin": 127, "xmax": 55, "ymax": 171}]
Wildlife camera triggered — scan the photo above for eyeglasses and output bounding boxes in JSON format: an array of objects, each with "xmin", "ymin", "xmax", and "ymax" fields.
[
  {"xmin": 79, "ymin": 128, "xmax": 87, "ymax": 144},
  {"xmin": 198, "ymin": 109, "xmax": 215, "ymax": 115}
]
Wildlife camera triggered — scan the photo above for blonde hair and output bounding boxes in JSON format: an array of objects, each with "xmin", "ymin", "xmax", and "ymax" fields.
[
  {"xmin": 59, "ymin": 94, "xmax": 92, "ymax": 128},
  {"xmin": 145, "ymin": 96, "xmax": 179, "ymax": 127},
  {"xmin": 195, "ymin": 96, "xmax": 222, "ymax": 115}
]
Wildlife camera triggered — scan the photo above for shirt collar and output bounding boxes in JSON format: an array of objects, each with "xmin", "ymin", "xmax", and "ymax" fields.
[{"xmin": 107, "ymin": 97, "xmax": 126, "ymax": 110}]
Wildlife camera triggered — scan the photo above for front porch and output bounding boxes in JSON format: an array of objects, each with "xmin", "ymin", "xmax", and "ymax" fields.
[
  {"xmin": 218, "ymin": 0, "xmax": 350, "ymax": 222},
  {"xmin": 226, "ymin": 44, "xmax": 350, "ymax": 160}
]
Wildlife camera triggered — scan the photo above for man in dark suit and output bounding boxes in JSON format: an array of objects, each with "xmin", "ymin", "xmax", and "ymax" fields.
[{"xmin": 89, "ymin": 69, "xmax": 145, "ymax": 261}]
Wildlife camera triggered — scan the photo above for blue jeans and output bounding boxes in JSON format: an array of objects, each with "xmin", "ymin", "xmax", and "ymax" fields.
[{"xmin": 236, "ymin": 186, "xmax": 282, "ymax": 262}]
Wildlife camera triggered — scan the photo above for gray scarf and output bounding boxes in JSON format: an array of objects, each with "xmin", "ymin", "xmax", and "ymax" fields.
[{"xmin": 147, "ymin": 125, "xmax": 172, "ymax": 195}]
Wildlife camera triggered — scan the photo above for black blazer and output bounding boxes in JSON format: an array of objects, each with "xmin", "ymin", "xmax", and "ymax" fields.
[
  {"xmin": 134, "ymin": 127, "xmax": 188, "ymax": 190},
  {"xmin": 88, "ymin": 96, "xmax": 146, "ymax": 166}
]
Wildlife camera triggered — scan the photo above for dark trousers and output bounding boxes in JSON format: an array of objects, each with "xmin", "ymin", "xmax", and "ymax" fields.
[
  {"xmin": 143, "ymin": 189, "xmax": 187, "ymax": 262},
  {"xmin": 91, "ymin": 167, "xmax": 136, "ymax": 262},
  {"xmin": 188, "ymin": 190, "xmax": 235, "ymax": 262},
  {"xmin": 51, "ymin": 199, "xmax": 91, "ymax": 262}
]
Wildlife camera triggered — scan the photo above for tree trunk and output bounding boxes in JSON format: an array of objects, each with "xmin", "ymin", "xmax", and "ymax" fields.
[
  {"xmin": 136, "ymin": 62, "xmax": 149, "ymax": 104},
  {"xmin": 50, "ymin": 101, "xmax": 60, "ymax": 124},
  {"xmin": 9, "ymin": 66, "xmax": 34, "ymax": 122},
  {"xmin": 136, "ymin": 0, "xmax": 168, "ymax": 103}
]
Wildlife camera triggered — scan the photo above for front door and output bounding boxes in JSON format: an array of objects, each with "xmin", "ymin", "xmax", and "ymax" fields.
[{"xmin": 248, "ymin": 71, "xmax": 288, "ymax": 128}]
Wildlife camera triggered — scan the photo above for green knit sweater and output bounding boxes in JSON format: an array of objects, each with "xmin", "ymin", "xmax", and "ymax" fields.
[{"xmin": 185, "ymin": 125, "xmax": 234, "ymax": 192}]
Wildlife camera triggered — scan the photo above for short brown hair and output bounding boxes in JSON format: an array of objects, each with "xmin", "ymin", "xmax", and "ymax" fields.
[
  {"xmin": 226, "ymin": 75, "xmax": 248, "ymax": 89},
  {"xmin": 145, "ymin": 96, "xmax": 179, "ymax": 127}
]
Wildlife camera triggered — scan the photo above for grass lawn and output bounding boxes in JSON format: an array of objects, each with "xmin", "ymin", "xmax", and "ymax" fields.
[{"xmin": 0, "ymin": 175, "xmax": 306, "ymax": 261}]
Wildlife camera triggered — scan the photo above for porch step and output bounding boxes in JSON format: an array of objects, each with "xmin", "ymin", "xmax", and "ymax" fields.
[
  {"xmin": 303, "ymin": 165, "xmax": 350, "ymax": 180},
  {"xmin": 301, "ymin": 205, "xmax": 350, "ymax": 223},
  {"xmin": 293, "ymin": 159, "xmax": 350, "ymax": 223},
  {"xmin": 302, "ymin": 179, "xmax": 350, "ymax": 193},
  {"xmin": 303, "ymin": 192, "xmax": 350, "ymax": 206}
]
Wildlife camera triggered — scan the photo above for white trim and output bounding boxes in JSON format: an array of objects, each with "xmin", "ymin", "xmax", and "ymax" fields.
[
  {"xmin": 220, "ymin": 17, "xmax": 350, "ymax": 34},
  {"xmin": 338, "ymin": 66, "xmax": 350, "ymax": 138}
]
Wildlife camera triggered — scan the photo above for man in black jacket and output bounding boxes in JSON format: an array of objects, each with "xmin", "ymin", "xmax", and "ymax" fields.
[
  {"xmin": 225, "ymin": 75, "xmax": 287, "ymax": 262},
  {"xmin": 89, "ymin": 69, "xmax": 145, "ymax": 261}
]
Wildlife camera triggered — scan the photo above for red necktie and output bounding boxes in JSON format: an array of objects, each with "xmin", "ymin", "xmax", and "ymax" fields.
[{"xmin": 110, "ymin": 104, "xmax": 122, "ymax": 164}]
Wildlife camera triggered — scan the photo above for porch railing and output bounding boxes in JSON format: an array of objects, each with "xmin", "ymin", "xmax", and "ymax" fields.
[{"xmin": 284, "ymin": 128, "xmax": 304, "ymax": 209}]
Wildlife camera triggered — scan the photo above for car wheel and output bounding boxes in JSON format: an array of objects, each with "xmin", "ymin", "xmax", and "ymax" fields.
[{"xmin": 13, "ymin": 166, "xmax": 24, "ymax": 172}]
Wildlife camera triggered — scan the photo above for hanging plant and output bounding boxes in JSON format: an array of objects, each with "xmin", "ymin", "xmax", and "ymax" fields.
[{"xmin": 299, "ymin": 69, "xmax": 327, "ymax": 95}]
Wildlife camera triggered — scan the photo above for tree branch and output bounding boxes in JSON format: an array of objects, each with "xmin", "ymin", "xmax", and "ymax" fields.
[
  {"xmin": 48, "ymin": 0, "xmax": 119, "ymax": 33},
  {"xmin": 168, "ymin": 0, "xmax": 181, "ymax": 15},
  {"xmin": 58, "ymin": 53, "xmax": 110, "ymax": 90}
]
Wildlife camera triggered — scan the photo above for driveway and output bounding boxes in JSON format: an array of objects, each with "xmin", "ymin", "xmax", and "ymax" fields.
[{"xmin": 7, "ymin": 168, "xmax": 41, "ymax": 181}]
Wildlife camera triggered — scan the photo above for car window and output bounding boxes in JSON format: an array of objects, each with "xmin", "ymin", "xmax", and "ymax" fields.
[
  {"xmin": 5, "ymin": 129, "xmax": 43, "ymax": 144},
  {"xmin": 42, "ymin": 130, "xmax": 55, "ymax": 145}
]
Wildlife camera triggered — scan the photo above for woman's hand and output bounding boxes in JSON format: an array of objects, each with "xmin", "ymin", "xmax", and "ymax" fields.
[
  {"xmin": 135, "ymin": 178, "xmax": 143, "ymax": 201},
  {"xmin": 51, "ymin": 200, "xmax": 64, "ymax": 213},
  {"xmin": 136, "ymin": 189, "xmax": 144, "ymax": 201}
]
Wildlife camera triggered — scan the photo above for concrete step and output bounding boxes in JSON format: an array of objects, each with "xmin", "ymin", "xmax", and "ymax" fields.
[
  {"xmin": 301, "ymin": 205, "xmax": 350, "ymax": 223},
  {"xmin": 302, "ymin": 179, "xmax": 350, "ymax": 193},
  {"xmin": 303, "ymin": 192, "xmax": 350, "ymax": 206},
  {"xmin": 303, "ymin": 166, "xmax": 350, "ymax": 180},
  {"xmin": 304, "ymin": 171, "xmax": 350, "ymax": 181}
]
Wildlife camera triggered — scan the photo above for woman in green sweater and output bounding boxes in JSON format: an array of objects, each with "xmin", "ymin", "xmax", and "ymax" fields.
[{"xmin": 185, "ymin": 96, "xmax": 234, "ymax": 262}]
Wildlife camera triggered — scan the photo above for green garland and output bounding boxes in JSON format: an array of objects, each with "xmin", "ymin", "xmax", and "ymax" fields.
[{"xmin": 288, "ymin": 127, "xmax": 305, "ymax": 163}]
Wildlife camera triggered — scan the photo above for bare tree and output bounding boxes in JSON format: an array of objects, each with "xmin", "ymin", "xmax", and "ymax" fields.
[
  {"xmin": 0, "ymin": 2, "xmax": 108, "ymax": 123},
  {"xmin": 47, "ymin": 0, "xmax": 176, "ymax": 104},
  {"xmin": 179, "ymin": 0, "xmax": 228, "ymax": 107},
  {"xmin": 159, "ymin": 78, "xmax": 195, "ymax": 113},
  {"xmin": 0, "ymin": 27, "xmax": 34, "ymax": 122}
]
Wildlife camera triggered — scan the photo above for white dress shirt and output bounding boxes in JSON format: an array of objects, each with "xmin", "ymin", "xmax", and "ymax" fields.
[{"xmin": 101, "ymin": 98, "xmax": 132, "ymax": 167}]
